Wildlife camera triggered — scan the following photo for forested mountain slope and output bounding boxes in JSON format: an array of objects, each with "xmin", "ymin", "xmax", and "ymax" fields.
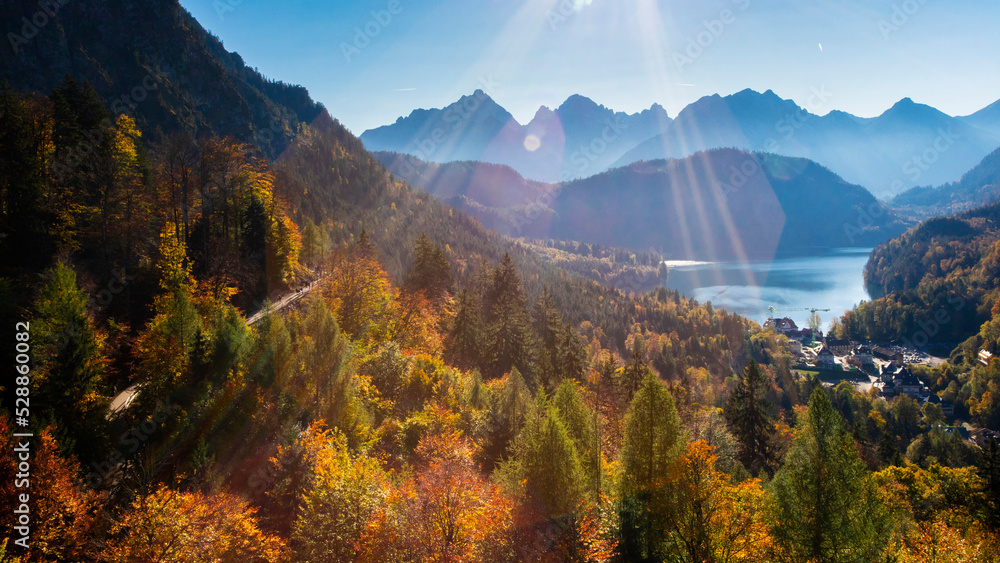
[
  {"xmin": 891, "ymin": 146, "xmax": 1000, "ymax": 220},
  {"xmin": 837, "ymin": 202, "xmax": 1000, "ymax": 348}
]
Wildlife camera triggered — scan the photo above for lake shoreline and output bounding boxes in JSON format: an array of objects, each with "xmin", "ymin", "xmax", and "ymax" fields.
[{"xmin": 663, "ymin": 247, "xmax": 874, "ymax": 329}]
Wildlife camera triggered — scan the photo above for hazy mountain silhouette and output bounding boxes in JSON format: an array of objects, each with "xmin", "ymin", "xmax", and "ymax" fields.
[
  {"xmin": 361, "ymin": 92, "xmax": 672, "ymax": 183},
  {"xmin": 364, "ymin": 88, "xmax": 1000, "ymax": 198},
  {"xmin": 379, "ymin": 148, "xmax": 911, "ymax": 260},
  {"xmin": 617, "ymin": 92, "xmax": 1000, "ymax": 198},
  {"xmin": 892, "ymin": 146, "xmax": 1000, "ymax": 219}
]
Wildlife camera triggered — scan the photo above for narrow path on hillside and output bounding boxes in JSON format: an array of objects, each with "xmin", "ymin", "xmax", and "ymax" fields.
[{"xmin": 108, "ymin": 276, "xmax": 325, "ymax": 417}]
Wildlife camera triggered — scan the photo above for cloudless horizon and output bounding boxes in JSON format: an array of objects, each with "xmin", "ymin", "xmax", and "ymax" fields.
[{"xmin": 180, "ymin": 0, "xmax": 1000, "ymax": 134}]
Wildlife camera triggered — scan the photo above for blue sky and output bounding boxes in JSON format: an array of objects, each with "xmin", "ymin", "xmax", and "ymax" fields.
[{"xmin": 180, "ymin": 0, "xmax": 1000, "ymax": 134}]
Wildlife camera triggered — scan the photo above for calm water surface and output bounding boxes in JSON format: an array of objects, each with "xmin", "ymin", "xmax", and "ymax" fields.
[{"xmin": 664, "ymin": 248, "xmax": 873, "ymax": 330}]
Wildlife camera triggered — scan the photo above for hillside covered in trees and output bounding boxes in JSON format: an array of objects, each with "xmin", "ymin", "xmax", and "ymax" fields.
[
  {"xmin": 838, "ymin": 201, "xmax": 1000, "ymax": 349},
  {"xmin": 835, "ymin": 200, "xmax": 1000, "ymax": 435},
  {"xmin": 1, "ymin": 1, "xmax": 1000, "ymax": 562}
]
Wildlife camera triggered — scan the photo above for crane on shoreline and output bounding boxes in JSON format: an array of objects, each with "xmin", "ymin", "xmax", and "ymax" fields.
[{"xmin": 767, "ymin": 306, "xmax": 830, "ymax": 320}]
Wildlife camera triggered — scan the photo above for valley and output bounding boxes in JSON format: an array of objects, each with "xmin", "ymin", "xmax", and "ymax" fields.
[{"xmin": 2, "ymin": 1, "xmax": 1000, "ymax": 562}]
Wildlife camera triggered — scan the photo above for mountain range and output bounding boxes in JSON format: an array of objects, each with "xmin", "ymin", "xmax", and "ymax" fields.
[
  {"xmin": 363, "ymin": 89, "xmax": 1000, "ymax": 199},
  {"xmin": 362, "ymin": 92, "xmax": 672, "ymax": 184},
  {"xmin": 378, "ymin": 149, "xmax": 911, "ymax": 261}
]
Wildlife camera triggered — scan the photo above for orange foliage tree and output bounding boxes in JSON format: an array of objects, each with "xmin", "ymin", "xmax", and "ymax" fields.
[
  {"xmin": 403, "ymin": 431, "xmax": 513, "ymax": 561},
  {"xmin": 0, "ymin": 420, "xmax": 99, "ymax": 562},
  {"xmin": 290, "ymin": 427, "xmax": 390, "ymax": 563},
  {"xmin": 105, "ymin": 484, "xmax": 287, "ymax": 563}
]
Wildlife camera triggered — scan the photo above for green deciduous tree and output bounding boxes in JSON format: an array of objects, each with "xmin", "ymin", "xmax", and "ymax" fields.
[
  {"xmin": 554, "ymin": 379, "xmax": 600, "ymax": 497},
  {"xmin": 617, "ymin": 372, "xmax": 685, "ymax": 562},
  {"xmin": 518, "ymin": 406, "xmax": 585, "ymax": 519},
  {"xmin": 292, "ymin": 429, "xmax": 389, "ymax": 563}
]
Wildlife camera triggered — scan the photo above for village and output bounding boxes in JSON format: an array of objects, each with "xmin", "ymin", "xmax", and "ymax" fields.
[{"xmin": 765, "ymin": 316, "xmax": 1000, "ymax": 445}]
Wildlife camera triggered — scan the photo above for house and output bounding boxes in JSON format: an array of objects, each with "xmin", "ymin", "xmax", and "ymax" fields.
[
  {"xmin": 787, "ymin": 339, "xmax": 803, "ymax": 355},
  {"xmin": 882, "ymin": 361, "xmax": 904, "ymax": 375},
  {"xmin": 975, "ymin": 429, "xmax": 1000, "ymax": 446},
  {"xmin": 825, "ymin": 338, "xmax": 852, "ymax": 356},
  {"xmin": 765, "ymin": 317, "xmax": 799, "ymax": 334},
  {"xmin": 787, "ymin": 327, "xmax": 821, "ymax": 342},
  {"xmin": 980, "ymin": 350, "xmax": 994, "ymax": 366},
  {"xmin": 816, "ymin": 346, "xmax": 836, "ymax": 368},
  {"xmin": 873, "ymin": 346, "xmax": 903, "ymax": 362},
  {"xmin": 880, "ymin": 362, "xmax": 904, "ymax": 384},
  {"xmin": 894, "ymin": 368, "xmax": 924, "ymax": 398},
  {"xmin": 878, "ymin": 364, "xmax": 925, "ymax": 399},
  {"xmin": 853, "ymin": 345, "xmax": 875, "ymax": 366}
]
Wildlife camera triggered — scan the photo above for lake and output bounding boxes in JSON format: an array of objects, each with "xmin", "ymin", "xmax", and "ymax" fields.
[{"xmin": 664, "ymin": 248, "xmax": 873, "ymax": 331}]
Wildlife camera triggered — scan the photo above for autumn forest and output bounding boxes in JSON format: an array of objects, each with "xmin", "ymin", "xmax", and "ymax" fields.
[{"xmin": 3, "ymin": 1, "xmax": 1000, "ymax": 562}]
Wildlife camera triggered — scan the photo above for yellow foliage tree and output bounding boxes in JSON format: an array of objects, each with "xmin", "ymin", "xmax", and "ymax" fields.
[
  {"xmin": 667, "ymin": 440, "xmax": 771, "ymax": 563},
  {"xmin": 291, "ymin": 429, "xmax": 390, "ymax": 563},
  {"xmin": 266, "ymin": 211, "xmax": 301, "ymax": 287}
]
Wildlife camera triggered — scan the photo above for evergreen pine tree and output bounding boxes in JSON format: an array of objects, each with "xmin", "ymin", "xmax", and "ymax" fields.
[
  {"xmin": 558, "ymin": 323, "xmax": 587, "ymax": 384},
  {"xmin": 532, "ymin": 287, "xmax": 563, "ymax": 391},
  {"xmin": 480, "ymin": 367, "xmax": 533, "ymax": 470},
  {"xmin": 405, "ymin": 232, "xmax": 452, "ymax": 299},
  {"xmin": 725, "ymin": 359, "xmax": 777, "ymax": 477},
  {"xmin": 444, "ymin": 288, "xmax": 484, "ymax": 371},
  {"xmin": 33, "ymin": 262, "xmax": 110, "ymax": 459},
  {"xmin": 770, "ymin": 389, "xmax": 897, "ymax": 563},
  {"xmin": 0, "ymin": 83, "xmax": 56, "ymax": 271},
  {"xmin": 978, "ymin": 437, "xmax": 1000, "ymax": 531},
  {"xmin": 483, "ymin": 253, "xmax": 536, "ymax": 381}
]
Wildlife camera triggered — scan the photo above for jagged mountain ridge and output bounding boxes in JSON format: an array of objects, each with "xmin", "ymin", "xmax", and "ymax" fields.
[
  {"xmin": 365, "ymin": 87, "xmax": 1000, "ymax": 198},
  {"xmin": 361, "ymin": 91, "xmax": 672, "ymax": 183}
]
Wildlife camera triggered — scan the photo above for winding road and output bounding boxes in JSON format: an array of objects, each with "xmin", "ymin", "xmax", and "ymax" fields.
[{"xmin": 107, "ymin": 277, "xmax": 324, "ymax": 417}]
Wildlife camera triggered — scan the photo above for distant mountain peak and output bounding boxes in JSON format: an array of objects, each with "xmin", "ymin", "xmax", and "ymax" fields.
[
  {"xmin": 730, "ymin": 87, "xmax": 761, "ymax": 97},
  {"xmin": 879, "ymin": 97, "xmax": 948, "ymax": 122},
  {"xmin": 562, "ymin": 93, "xmax": 597, "ymax": 106},
  {"xmin": 557, "ymin": 94, "xmax": 605, "ymax": 116},
  {"xmin": 886, "ymin": 97, "xmax": 924, "ymax": 113},
  {"xmin": 887, "ymin": 97, "xmax": 918, "ymax": 112},
  {"xmin": 967, "ymin": 97, "xmax": 1000, "ymax": 118},
  {"xmin": 532, "ymin": 105, "xmax": 557, "ymax": 122},
  {"xmin": 643, "ymin": 102, "xmax": 670, "ymax": 120}
]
